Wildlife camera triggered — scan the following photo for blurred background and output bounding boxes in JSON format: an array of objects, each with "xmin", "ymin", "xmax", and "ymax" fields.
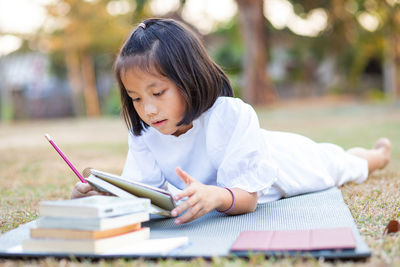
[{"xmin": 0, "ymin": 0, "xmax": 399, "ymax": 121}]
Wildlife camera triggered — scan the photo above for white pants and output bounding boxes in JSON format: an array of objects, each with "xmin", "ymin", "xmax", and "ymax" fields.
[{"xmin": 258, "ymin": 130, "xmax": 368, "ymax": 203}]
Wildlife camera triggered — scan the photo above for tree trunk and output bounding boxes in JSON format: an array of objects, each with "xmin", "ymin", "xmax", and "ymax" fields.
[
  {"xmin": 392, "ymin": 33, "xmax": 400, "ymax": 99},
  {"xmin": 0, "ymin": 84, "xmax": 14, "ymax": 121},
  {"xmin": 383, "ymin": 27, "xmax": 400, "ymax": 99},
  {"xmin": 65, "ymin": 51, "xmax": 85, "ymax": 116},
  {"xmin": 236, "ymin": 0, "xmax": 277, "ymax": 105},
  {"xmin": 81, "ymin": 53, "xmax": 101, "ymax": 117}
]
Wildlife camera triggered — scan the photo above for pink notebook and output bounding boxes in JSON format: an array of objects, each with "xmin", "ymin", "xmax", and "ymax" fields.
[{"xmin": 230, "ymin": 227, "xmax": 356, "ymax": 252}]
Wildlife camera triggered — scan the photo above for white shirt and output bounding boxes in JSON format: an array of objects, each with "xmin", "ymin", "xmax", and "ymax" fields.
[{"xmin": 121, "ymin": 97, "xmax": 280, "ymax": 202}]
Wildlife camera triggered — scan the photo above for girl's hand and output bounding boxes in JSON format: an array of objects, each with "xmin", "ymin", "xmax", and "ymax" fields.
[
  {"xmin": 70, "ymin": 182, "xmax": 110, "ymax": 199},
  {"xmin": 171, "ymin": 167, "xmax": 225, "ymax": 224}
]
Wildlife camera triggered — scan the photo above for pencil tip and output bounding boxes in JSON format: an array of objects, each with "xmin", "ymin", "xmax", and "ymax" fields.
[{"xmin": 44, "ymin": 134, "xmax": 51, "ymax": 141}]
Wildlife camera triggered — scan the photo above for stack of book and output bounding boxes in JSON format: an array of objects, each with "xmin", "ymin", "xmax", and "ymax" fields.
[{"xmin": 22, "ymin": 196, "xmax": 151, "ymax": 254}]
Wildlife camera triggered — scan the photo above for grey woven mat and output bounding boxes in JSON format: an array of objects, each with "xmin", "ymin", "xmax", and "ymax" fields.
[{"xmin": 0, "ymin": 187, "xmax": 370, "ymax": 259}]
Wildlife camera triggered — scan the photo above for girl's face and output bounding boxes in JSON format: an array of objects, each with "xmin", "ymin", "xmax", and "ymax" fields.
[{"xmin": 121, "ymin": 69, "xmax": 192, "ymax": 137}]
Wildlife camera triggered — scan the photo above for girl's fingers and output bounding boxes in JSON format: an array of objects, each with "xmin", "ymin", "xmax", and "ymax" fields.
[
  {"xmin": 76, "ymin": 182, "xmax": 94, "ymax": 194},
  {"xmin": 86, "ymin": 190, "xmax": 102, "ymax": 196},
  {"xmin": 171, "ymin": 193, "xmax": 200, "ymax": 217},
  {"xmin": 175, "ymin": 167, "xmax": 194, "ymax": 185},
  {"xmin": 71, "ymin": 182, "xmax": 107, "ymax": 199},
  {"xmin": 174, "ymin": 185, "xmax": 196, "ymax": 201},
  {"xmin": 175, "ymin": 205, "xmax": 204, "ymax": 224},
  {"xmin": 71, "ymin": 182, "xmax": 92, "ymax": 199}
]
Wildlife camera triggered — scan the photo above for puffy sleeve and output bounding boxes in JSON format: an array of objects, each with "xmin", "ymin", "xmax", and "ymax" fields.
[
  {"xmin": 206, "ymin": 98, "xmax": 278, "ymax": 195},
  {"xmin": 121, "ymin": 132, "xmax": 167, "ymax": 189}
]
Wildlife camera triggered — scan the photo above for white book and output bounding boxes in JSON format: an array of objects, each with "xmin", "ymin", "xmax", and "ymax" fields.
[
  {"xmin": 104, "ymin": 236, "xmax": 189, "ymax": 256},
  {"xmin": 36, "ymin": 212, "xmax": 149, "ymax": 231},
  {"xmin": 13, "ymin": 236, "xmax": 189, "ymax": 256},
  {"xmin": 39, "ymin": 196, "xmax": 150, "ymax": 218},
  {"xmin": 22, "ymin": 227, "xmax": 150, "ymax": 254}
]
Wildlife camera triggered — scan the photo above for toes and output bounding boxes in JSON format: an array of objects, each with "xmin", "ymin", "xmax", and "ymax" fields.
[
  {"xmin": 374, "ymin": 138, "xmax": 392, "ymax": 151},
  {"xmin": 374, "ymin": 138, "xmax": 392, "ymax": 167}
]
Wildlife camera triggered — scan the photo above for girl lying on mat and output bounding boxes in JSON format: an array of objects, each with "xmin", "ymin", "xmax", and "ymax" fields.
[{"xmin": 71, "ymin": 18, "xmax": 391, "ymax": 225}]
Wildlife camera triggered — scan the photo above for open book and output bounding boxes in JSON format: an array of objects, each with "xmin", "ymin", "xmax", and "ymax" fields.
[{"xmin": 85, "ymin": 169, "xmax": 177, "ymax": 217}]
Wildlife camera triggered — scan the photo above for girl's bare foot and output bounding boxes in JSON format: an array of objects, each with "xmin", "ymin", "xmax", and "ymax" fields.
[
  {"xmin": 373, "ymin": 137, "xmax": 391, "ymax": 169},
  {"xmin": 347, "ymin": 138, "xmax": 392, "ymax": 173}
]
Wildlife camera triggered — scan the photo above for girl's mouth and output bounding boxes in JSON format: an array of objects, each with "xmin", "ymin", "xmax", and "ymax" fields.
[{"xmin": 152, "ymin": 119, "xmax": 167, "ymax": 127}]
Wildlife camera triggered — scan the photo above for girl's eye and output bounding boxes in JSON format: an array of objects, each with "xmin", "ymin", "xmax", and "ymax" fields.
[
  {"xmin": 153, "ymin": 91, "xmax": 164, "ymax": 96},
  {"xmin": 132, "ymin": 97, "xmax": 141, "ymax": 102}
]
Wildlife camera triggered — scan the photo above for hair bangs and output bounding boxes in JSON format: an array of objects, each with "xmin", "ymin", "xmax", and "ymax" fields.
[{"xmin": 116, "ymin": 41, "xmax": 164, "ymax": 79}]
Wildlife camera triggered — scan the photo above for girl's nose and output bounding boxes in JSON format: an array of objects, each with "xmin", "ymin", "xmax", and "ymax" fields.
[{"xmin": 144, "ymin": 101, "xmax": 158, "ymax": 116}]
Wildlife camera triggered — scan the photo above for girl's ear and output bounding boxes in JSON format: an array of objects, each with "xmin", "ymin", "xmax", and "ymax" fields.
[{"xmin": 175, "ymin": 167, "xmax": 193, "ymax": 185}]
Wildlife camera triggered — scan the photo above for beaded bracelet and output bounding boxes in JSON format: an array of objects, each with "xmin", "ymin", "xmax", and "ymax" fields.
[{"xmin": 217, "ymin": 187, "xmax": 236, "ymax": 214}]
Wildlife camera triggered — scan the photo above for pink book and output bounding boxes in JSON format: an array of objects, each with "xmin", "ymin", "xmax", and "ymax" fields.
[
  {"xmin": 310, "ymin": 228, "xmax": 355, "ymax": 250},
  {"xmin": 230, "ymin": 227, "xmax": 356, "ymax": 252}
]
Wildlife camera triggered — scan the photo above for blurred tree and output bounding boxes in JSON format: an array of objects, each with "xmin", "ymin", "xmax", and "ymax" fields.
[
  {"xmin": 211, "ymin": 19, "xmax": 244, "ymax": 97},
  {"xmin": 289, "ymin": 0, "xmax": 400, "ymax": 99},
  {"xmin": 376, "ymin": 0, "xmax": 400, "ymax": 98},
  {"xmin": 236, "ymin": 0, "xmax": 277, "ymax": 105},
  {"xmin": 289, "ymin": 0, "xmax": 362, "ymax": 93},
  {"xmin": 41, "ymin": 0, "xmax": 136, "ymax": 117}
]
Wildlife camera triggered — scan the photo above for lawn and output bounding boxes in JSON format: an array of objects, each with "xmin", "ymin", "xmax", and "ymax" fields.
[{"xmin": 0, "ymin": 97, "xmax": 399, "ymax": 266}]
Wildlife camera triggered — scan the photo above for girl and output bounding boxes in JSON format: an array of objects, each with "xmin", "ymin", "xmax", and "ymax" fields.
[{"xmin": 71, "ymin": 18, "xmax": 391, "ymax": 225}]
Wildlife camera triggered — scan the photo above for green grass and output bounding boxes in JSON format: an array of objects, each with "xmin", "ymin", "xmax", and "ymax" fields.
[{"xmin": 0, "ymin": 99, "xmax": 399, "ymax": 266}]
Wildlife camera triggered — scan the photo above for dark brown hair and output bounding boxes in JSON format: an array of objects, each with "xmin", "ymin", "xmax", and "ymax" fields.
[{"xmin": 114, "ymin": 18, "xmax": 234, "ymax": 136}]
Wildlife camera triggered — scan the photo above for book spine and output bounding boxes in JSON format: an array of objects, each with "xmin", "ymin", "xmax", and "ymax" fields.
[
  {"xmin": 23, "ymin": 228, "xmax": 150, "ymax": 254},
  {"xmin": 37, "ymin": 212, "xmax": 150, "ymax": 230},
  {"xmin": 95, "ymin": 227, "xmax": 150, "ymax": 252},
  {"xmin": 30, "ymin": 223, "xmax": 142, "ymax": 240},
  {"xmin": 39, "ymin": 198, "xmax": 151, "ymax": 218},
  {"xmin": 97, "ymin": 199, "xmax": 150, "ymax": 218}
]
